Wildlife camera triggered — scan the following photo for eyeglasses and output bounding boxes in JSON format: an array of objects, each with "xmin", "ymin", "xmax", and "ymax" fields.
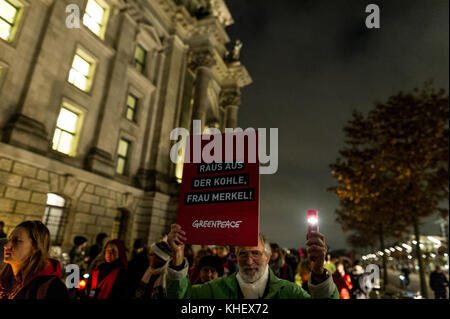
[{"xmin": 238, "ymin": 250, "xmax": 264, "ymax": 260}]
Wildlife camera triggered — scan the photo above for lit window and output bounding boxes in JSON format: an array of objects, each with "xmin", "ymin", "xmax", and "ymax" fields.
[
  {"xmin": 0, "ymin": 0, "xmax": 22, "ymax": 42},
  {"xmin": 43, "ymin": 193, "xmax": 66, "ymax": 246},
  {"xmin": 126, "ymin": 94, "xmax": 138, "ymax": 122},
  {"xmin": 134, "ymin": 45, "xmax": 147, "ymax": 74},
  {"xmin": 68, "ymin": 49, "xmax": 96, "ymax": 92},
  {"xmin": 175, "ymin": 140, "xmax": 185, "ymax": 183},
  {"xmin": 116, "ymin": 138, "xmax": 131, "ymax": 175},
  {"xmin": 52, "ymin": 106, "xmax": 81, "ymax": 156},
  {"xmin": 83, "ymin": 0, "xmax": 109, "ymax": 38}
]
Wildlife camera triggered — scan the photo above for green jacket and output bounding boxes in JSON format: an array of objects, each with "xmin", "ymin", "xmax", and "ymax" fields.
[{"xmin": 166, "ymin": 267, "xmax": 339, "ymax": 299}]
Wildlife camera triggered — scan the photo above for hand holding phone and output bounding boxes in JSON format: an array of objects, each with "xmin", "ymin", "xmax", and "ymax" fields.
[{"xmin": 307, "ymin": 210, "xmax": 319, "ymax": 233}]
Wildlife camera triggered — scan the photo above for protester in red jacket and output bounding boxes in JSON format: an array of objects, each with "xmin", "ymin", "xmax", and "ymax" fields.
[
  {"xmin": 86, "ymin": 239, "xmax": 130, "ymax": 299},
  {"xmin": 0, "ymin": 221, "xmax": 68, "ymax": 299},
  {"xmin": 332, "ymin": 262, "xmax": 353, "ymax": 299}
]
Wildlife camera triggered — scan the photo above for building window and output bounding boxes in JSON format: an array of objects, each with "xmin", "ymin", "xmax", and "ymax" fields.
[
  {"xmin": 52, "ymin": 106, "xmax": 82, "ymax": 156},
  {"xmin": 134, "ymin": 45, "xmax": 147, "ymax": 74},
  {"xmin": 83, "ymin": 0, "xmax": 109, "ymax": 39},
  {"xmin": 116, "ymin": 138, "xmax": 131, "ymax": 175},
  {"xmin": 126, "ymin": 93, "xmax": 138, "ymax": 122},
  {"xmin": 42, "ymin": 193, "xmax": 66, "ymax": 246},
  {"xmin": 0, "ymin": 0, "xmax": 22, "ymax": 42},
  {"xmin": 68, "ymin": 49, "xmax": 96, "ymax": 92},
  {"xmin": 111, "ymin": 210, "xmax": 127, "ymax": 240},
  {"xmin": 175, "ymin": 140, "xmax": 185, "ymax": 184}
]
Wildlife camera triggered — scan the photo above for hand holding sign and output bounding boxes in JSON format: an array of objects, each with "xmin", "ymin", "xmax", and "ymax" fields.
[{"xmin": 168, "ymin": 224, "xmax": 186, "ymax": 267}]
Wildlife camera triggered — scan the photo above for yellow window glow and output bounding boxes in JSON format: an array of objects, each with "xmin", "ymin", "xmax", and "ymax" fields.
[
  {"xmin": 134, "ymin": 45, "xmax": 146, "ymax": 74},
  {"xmin": 175, "ymin": 141, "xmax": 185, "ymax": 183},
  {"xmin": 52, "ymin": 107, "xmax": 80, "ymax": 156},
  {"xmin": 56, "ymin": 108, "xmax": 78, "ymax": 133},
  {"xmin": 83, "ymin": 0, "xmax": 107, "ymax": 37},
  {"xmin": 126, "ymin": 94, "xmax": 137, "ymax": 121},
  {"xmin": 116, "ymin": 139, "xmax": 130, "ymax": 175},
  {"xmin": 68, "ymin": 52, "xmax": 94, "ymax": 92},
  {"xmin": 0, "ymin": 0, "xmax": 19, "ymax": 41},
  {"xmin": 118, "ymin": 139, "xmax": 129, "ymax": 157}
]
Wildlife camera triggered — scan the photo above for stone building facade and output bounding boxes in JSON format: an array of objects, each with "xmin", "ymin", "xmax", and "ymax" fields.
[{"xmin": 0, "ymin": 0, "xmax": 251, "ymax": 253}]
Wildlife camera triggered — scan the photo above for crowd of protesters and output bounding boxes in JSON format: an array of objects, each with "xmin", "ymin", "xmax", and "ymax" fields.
[{"xmin": 0, "ymin": 219, "xmax": 448, "ymax": 299}]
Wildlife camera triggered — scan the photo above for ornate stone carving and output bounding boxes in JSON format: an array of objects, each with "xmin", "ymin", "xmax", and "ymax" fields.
[
  {"xmin": 220, "ymin": 89, "xmax": 241, "ymax": 107},
  {"xmin": 187, "ymin": 49, "xmax": 216, "ymax": 70}
]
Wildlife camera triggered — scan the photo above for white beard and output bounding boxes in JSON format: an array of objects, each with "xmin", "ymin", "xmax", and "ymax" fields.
[
  {"xmin": 236, "ymin": 265, "xmax": 269, "ymax": 299},
  {"xmin": 239, "ymin": 265, "xmax": 266, "ymax": 283}
]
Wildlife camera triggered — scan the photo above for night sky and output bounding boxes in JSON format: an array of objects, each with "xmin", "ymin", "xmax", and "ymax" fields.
[{"xmin": 224, "ymin": 0, "xmax": 449, "ymax": 251}]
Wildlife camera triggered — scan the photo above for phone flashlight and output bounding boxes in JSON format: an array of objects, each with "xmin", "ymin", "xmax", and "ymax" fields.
[{"xmin": 307, "ymin": 210, "xmax": 319, "ymax": 233}]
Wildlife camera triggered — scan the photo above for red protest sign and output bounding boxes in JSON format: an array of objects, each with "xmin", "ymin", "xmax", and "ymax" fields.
[{"xmin": 176, "ymin": 131, "xmax": 259, "ymax": 246}]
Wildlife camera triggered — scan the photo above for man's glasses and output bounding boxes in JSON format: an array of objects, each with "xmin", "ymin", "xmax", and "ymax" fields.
[{"xmin": 238, "ymin": 250, "xmax": 264, "ymax": 260}]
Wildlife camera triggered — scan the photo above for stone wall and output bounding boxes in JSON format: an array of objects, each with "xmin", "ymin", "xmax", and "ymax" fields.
[{"xmin": 0, "ymin": 142, "xmax": 176, "ymax": 253}]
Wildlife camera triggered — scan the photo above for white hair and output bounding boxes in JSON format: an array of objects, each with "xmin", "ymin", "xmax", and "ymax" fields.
[{"xmin": 235, "ymin": 233, "xmax": 271, "ymax": 256}]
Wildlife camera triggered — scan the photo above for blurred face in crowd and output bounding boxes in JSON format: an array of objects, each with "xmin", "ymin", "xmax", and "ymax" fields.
[
  {"xmin": 199, "ymin": 266, "xmax": 219, "ymax": 283},
  {"xmin": 435, "ymin": 266, "xmax": 442, "ymax": 273},
  {"xmin": 217, "ymin": 246, "xmax": 228, "ymax": 258},
  {"xmin": 236, "ymin": 238, "xmax": 270, "ymax": 283},
  {"xmin": 270, "ymin": 250, "xmax": 279, "ymax": 261},
  {"xmin": 148, "ymin": 249, "xmax": 166, "ymax": 269},
  {"xmin": 3, "ymin": 227, "xmax": 34, "ymax": 267},
  {"xmin": 104, "ymin": 243, "xmax": 119, "ymax": 263},
  {"xmin": 337, "ymin": 263, "xmax": 345, "ymax": 274}
]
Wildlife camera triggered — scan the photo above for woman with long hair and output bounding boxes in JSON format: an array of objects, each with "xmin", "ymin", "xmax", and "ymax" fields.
[
  {"xmin": 0, "ymin": 220, "xmax": 68, "ymax": 299},
  {"xmin": 85, "ymin": 239, "xmax": 130, "ymax": 299}
]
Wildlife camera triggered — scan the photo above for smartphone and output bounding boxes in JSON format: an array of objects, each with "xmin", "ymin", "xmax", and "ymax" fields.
[{"xmin": 307, "ymin": 210, "xmax": 319, "ymax": 233}]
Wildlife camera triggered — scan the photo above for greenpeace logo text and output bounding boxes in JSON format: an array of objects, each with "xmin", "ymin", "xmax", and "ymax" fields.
[{"xmin": 192, "ymin": 220, "xmax": 243, "ymax": 229}]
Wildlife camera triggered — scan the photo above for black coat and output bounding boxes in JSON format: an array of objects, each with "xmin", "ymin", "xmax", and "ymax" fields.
[
  {"xmin": 429, "ymin": 271, "xmax": 448, "ymax": 292},
  {"xmin": 11, "ymin": 276, "xmax": 68, "ymax": 299}
]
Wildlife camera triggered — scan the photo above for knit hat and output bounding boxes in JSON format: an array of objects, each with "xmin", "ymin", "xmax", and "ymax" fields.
[
  {"xmin": 73, "ymin": 236, "xmax": 87, "ymax": 246},
  {"xmin": 197, "ymin": 255, "xmax": 224, "ymax": 277},
  {"xmin": 150, "ymin": 241, "xmax": 172, "ymax": 262}
]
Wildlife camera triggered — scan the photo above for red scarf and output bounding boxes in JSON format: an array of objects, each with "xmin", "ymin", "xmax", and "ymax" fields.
[{"xmin": 89, "ymin": 267, "xmax": 122, "ymax": 299}]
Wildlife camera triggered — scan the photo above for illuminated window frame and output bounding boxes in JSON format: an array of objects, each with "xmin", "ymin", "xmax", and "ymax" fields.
[
  {"xmin": 134, "ymin": 45, "xmax": 147, "ymax": 74},
  {"xmin": 0, "ymin": 0, "xmax": 24, "ymax": 43},
  {"xmin": 82, "ymin": 0, "xmax": 110, "ymax": 39},
  {"xmin": 125, "ymin": 93, "xmax": 138, "ymax": 122},
  {"xmin": 42, "ymin": 193, "xmax": 67, "ymax": 246},
  {"xmin": 52, "ymin": 102, "xmax": 84, "ymax": 157},
  {"xmin": 67, "ymin": 48, "xmax": 97, "ymax": 93},
  {"xmin": 116, "ymin": 138, "xmax": 131, "ymax": 175},
  {"xmin": 175, "ymin": 139, "xmax": 186, "ymax": 184}
]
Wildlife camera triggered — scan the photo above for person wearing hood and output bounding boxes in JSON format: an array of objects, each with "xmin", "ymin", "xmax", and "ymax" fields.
[
  {"xmin": 0, "ymin": 220, "xmax": 68, "ymax": 299},
  {"xmin": 192, "ymin": 255, "xmax": 224, "ymax": 284},
  {"xmin": 135, "ymin": 241, "xmax": 172, "ymax": 299},
  {"xmin": 85, "ymin": 239, "xmax": 130, "ymax": 299}
]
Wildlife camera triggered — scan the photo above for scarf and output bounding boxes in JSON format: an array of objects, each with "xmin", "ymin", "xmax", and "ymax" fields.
[
  {"xmin": 141, "ymin": 262, "xmax": 168, "ymax": 289},
  {"xmin": 236, "ymin": 264, "xmax": 269, "ymax": 299}
]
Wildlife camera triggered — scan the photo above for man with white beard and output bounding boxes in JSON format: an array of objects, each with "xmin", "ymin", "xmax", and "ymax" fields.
[{"xmin": 165, "ymin": 224, "xmax": 339, "ymax": 299}]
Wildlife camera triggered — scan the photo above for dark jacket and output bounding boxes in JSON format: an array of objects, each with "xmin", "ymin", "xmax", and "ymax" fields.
[
  {"xmin": 0, "ymin": 259, "xmax": 68, "ymax": 299},
  {"xmin": 128, "ymin": 250, "xmax": 149, "ymax": 291},
  {"xmin": 86, "ymin": 259, "xmax": 130, "ymax": 299},
  {"xmin": 429, "ymin": 271, "xmax": 449, "ymax": 292}
]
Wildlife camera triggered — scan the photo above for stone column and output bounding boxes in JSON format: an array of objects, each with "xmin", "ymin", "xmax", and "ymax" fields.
[
  {"xmin": 188, "ymin": 49, "xmax": 216, "ymax": 129},
  {"xmin": 220, "ymin": 87, "xmax": 241, "ymax": 129}
]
